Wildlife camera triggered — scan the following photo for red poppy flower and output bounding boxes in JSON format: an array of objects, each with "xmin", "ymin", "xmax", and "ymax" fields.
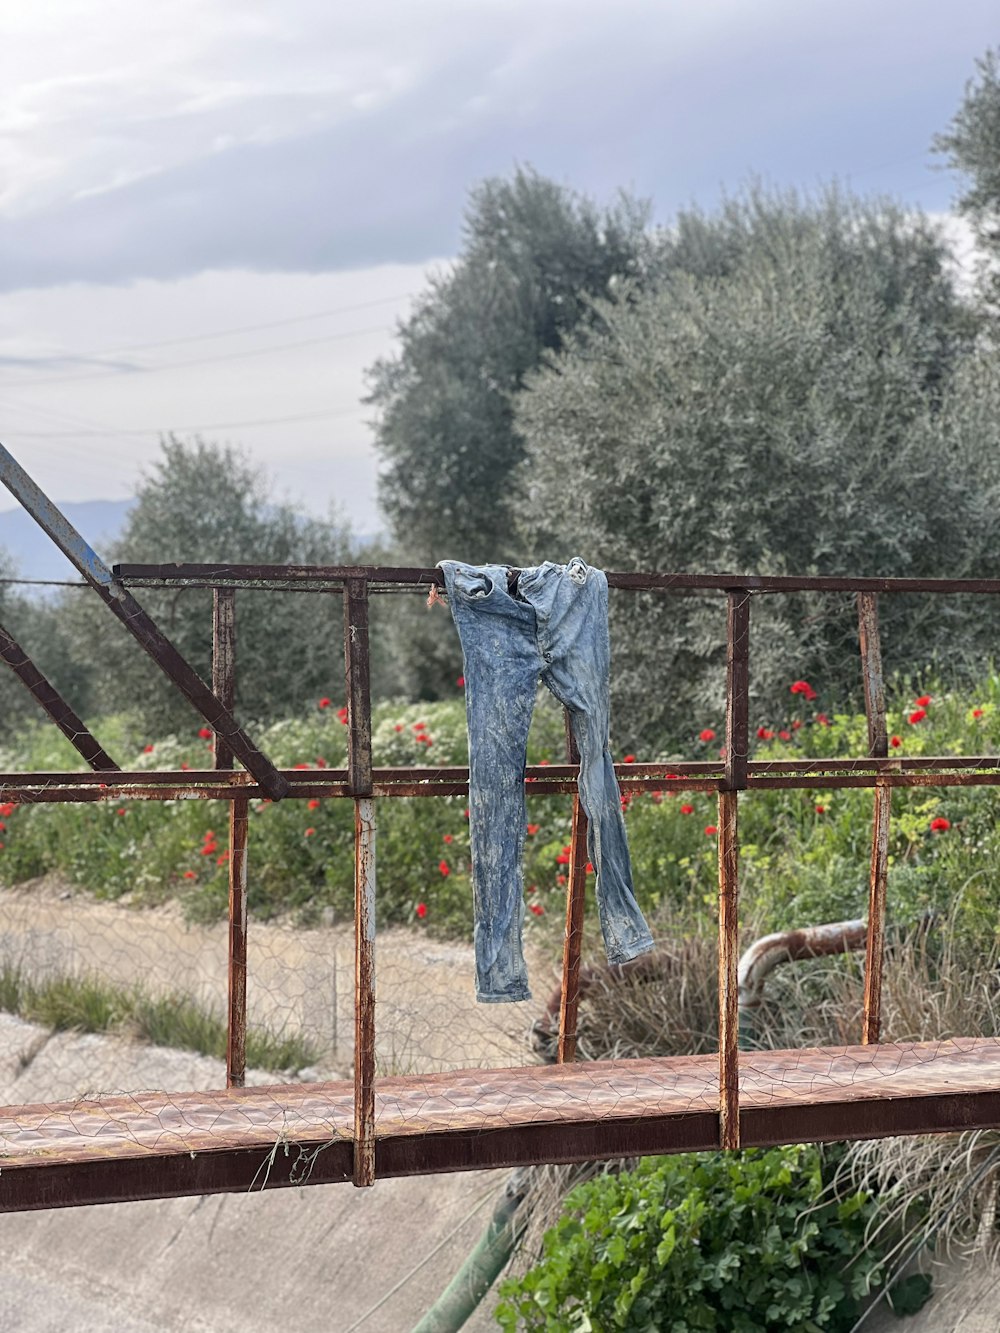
[
  {"xmin": 556, "ymin": 846, "xmax": 571, "ymax": 864},
  {"xmin": 204, "ymin": 830, "xmax": 216, "ymax": 839},
  {"xmin": 201, "ymin": 844, "xmax": 217, "ymax": 856},
  {"xmin": 698, "ymin": 728, "xmax": 716, "ymax": 742},
  {"xmin": 416, "ymin": 902, "xmax": 428, "ymax": 919},
  {"xmin": 538, "ymin": 759, "xmax": 550, "ymax": 766},
  {"xmin": 680, "ymin": 804, "xmax": 694, "ymax": 815},
  {"xmin": 438, "ymin": 860, "xmax": 450, "ymax": 876},
  {"xmin": 413, "ymin": 721, "xmax": 426, "ymax": 732},
  {"xmin": 457, "ymin": 676, "xmax": 465, "ymax": 688},
  {"xmin": 890, "ymin": 735, "xmax": 902, "ymax": 748},
  {"xmin": 464, "ymin": 808, "xmax": 470, "ymax": 819},
  {"xmin": 143, "ymin": 744, "xmax": 154, "ymax": 754},
  {"xmin": 293, "ymin": 762, "xmax": 311, "ymax": 770},
  {"xmin": 315, "ymin": 757, "xmax": 327, "ymax": 768},
  {"xmin": 337, "ymin": 707, "xmax": 348, "ymax": 725},
  {"xmin": 585, "ymin": 861, "xmax": 595, "ymax": 873},
  {"xmin": 308, "ymin": 799, "xmax": 320, "ymax": 811},
  {"xmin": 790, "ymin": 680, "xmax": 818, "ymax": 702},
  {"xmin": 815, "ymin": 713, "xmax": 831, "ymax": 727},
  {"xmin": 304, "ymin": 827, "xmax": 316, "ymax": 837},
  {"xmin": 556, "ymin": 874, "xmax": 567, "ymax": 885},
  {"xmin": 318, "ymin": 697, "xmax": 331, "ymax": 710},
  {"xmin": 526, "ymin": 824, "xmax": 540, "ymax": 835},
  {"xmin": 183, "ymin": 870, "xmax": 196, "ymax": 880},
  {"xmin": 908, "ymin": 709, "xmax": 927, "ymax": 725},
  {"xmin": 704, "ymin": 825, "xmax": 718, "ymax": 837},
  {"xmin": 622, "ymin": 754, "xmax": 636, "ymax": 764},
  {"xmin": 779, "ymin": 730, "xmax": 791, "ymax": 741},
  {"xmin": 395, "ymin": 724, "xmax": 404, "ymax": 732},
  {"xmin": 198, "ymin": 727, "xmax": 213, "ymax": 740},
  {"xmin": 529, "ymin": 903, "xmax": 545, "ymax": 916},
  {"xmin": 216, "ymin": 852, "xmax": 230, "ymax": 866},
  {"xmin": 181, "ymin": 763, "xmax": 190, "ymax": 771},
  {"xmin": 792, "ymin": 720, "xmax": 802, "ymax": 731},
  {"xmin": 815, "ymin": 804, "xmax": 825, "ymax": 814},
  {"xmin": 973, "ymin": 709, "xmax": 984, "ymax": 719},
  {"xmin": 443, "ymin": 834, "xmax": 453, "ymax": 843},
  {"xmin": 929, "ymin": 817, "xmax": 950, "ymax": 833},
  {"xmin": 915, "ymin": 695, "xmax": 932, "ymax": 708},
  {"xmin": 756, "ymin": 727, "xmax": 774, "ymax": 740},
  {"xmin": 116, "ymin": 808, "xmax": 127, "ymax": 816}
]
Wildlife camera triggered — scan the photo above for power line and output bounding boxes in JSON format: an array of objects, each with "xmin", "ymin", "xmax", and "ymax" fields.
[
  {"xmin": 7, "ymin": 405, "xmax": 365, "ymax": 439},
  {"xmin": 0, "ymin": 322, "xmax": 395, "ymax": 390}
]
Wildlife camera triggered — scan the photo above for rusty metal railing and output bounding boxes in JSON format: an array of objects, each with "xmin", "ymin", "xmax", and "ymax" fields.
[{"xmin": 5, "ymin": 444, "xmax": 1000, "ymax": 1191}]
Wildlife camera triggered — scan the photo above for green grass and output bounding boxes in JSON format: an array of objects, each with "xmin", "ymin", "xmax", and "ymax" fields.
[{"xmin": 0, "ymin": 965, "xmax": 320, "ymax": 1074}]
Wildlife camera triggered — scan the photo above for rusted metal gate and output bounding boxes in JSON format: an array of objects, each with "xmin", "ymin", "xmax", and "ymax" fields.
[{"xmin": 2, "ymin": 443, "xmax": 1000, "ymax": 1212}]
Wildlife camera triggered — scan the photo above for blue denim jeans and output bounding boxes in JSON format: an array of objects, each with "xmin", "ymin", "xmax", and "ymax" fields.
[{"xmin": 439, "ymin": 557, "xmax": 654, "ymax": 1002}]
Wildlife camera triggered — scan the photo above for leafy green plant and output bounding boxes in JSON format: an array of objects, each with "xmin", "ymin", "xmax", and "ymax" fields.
[{"xmin": 496, "ymin": 1146, "xmax": 892, "ymax": 1332}]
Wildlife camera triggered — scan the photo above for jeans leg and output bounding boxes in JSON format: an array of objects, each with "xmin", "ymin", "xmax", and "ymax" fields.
[
  {"xmin": 439, "ymin": 562, "xmax": 540, "ymax": 1002},
  {"xmin": 532, "ymin": 563, "xmax": 654, "ymax": 965}
]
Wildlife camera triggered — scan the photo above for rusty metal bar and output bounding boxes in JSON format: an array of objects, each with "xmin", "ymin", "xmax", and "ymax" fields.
[
  {"xmin": 212, "ymin": 588, "xmax": 236, "ymax": 772},
  {"xmin": 724, "ymin": 591, "xmax": 751, "ymax": 791},
  {"xmin": 0, "ymin": 445, "xmax": 288, "ymax": 801},
  {"xmin": 0, "ymin": 622, "xmax": 119, "ymax": 771},
  {"xmin": 717, "ymin": 788, "xmax": 740, "ymax": 1150},
  {"xmin": 857, "ymin": 593, "xmax": 888, "ymax": 758},
  {"xmin": 857, "ymin": 594, "xmax": 891, "ymax": 1045},
  {"xmin": 344, "ymin": 578, "xmax": 376, "ymax": 1186},
  {"xmin": 353, "ymin": 797, "xmax": 377, "ymax": 1187},
  {"xmin": 862, "ymin": 781, "xmax": 891, "ymax": 1045},
  {"xmin": 226, "ymin": 796, "xmax": 249, "ymax": 1088},
  {"xmin": 113, "ymin": 561, "xmax": 1000, "ymax": 597},
  {"xmin": 558, "ymin": 715, "xmax": 587, "ymax": 1064}
]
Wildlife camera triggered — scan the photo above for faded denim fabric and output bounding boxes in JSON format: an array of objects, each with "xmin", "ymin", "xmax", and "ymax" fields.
[{"xmin": 439, "ymin": 557, "xmax": 654, "ymax": 1003}]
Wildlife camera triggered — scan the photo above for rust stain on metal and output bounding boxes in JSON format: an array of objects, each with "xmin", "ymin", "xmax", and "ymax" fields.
[
  {"xmin": 558, "ymin": 709, "xmax": 588, "ymax": 1065},
  {"xmin": 212, "ymin": 587, "xmax": 237, "ymax": 772},
  {"xmin": 344, "ymin": 579, "xmax": 373, "ymax": 799},
  {"xmin": 724, "ymin": 591, "xmax": 751, "ymax": 791},
  {"xmin": 354, "ymin": 797, "xmax": 377, "ymax": 1187},
  {"xmin": 0, "ymin": 622, "xmax": 119, "ymax": 771},
  {"xmin": 227, "ymin": 796, "xmax": 249, "ymax": 1088},
  {"xmin": 717, "ymin": 789, "xmax": 740, "ymax": 1150},
  {"xmin": 857, "ymin": 593, "xmax": 888, "ymax": 758},
  {"xmin": 862, "ymin": 781, "xmax": 892, "ymax": 1045}
]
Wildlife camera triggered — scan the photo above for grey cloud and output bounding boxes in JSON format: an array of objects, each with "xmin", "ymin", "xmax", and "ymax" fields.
[{"xmin": 0, "ymin": 0, "xmax": 996, "ymax": 292}]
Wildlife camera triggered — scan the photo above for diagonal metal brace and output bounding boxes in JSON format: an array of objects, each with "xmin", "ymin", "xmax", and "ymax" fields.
[
  {"xmin": 0, "ymin": 444, "xmax": 289, "ymax": 800},
  {"xmin": 0, "ymin": 621, "xmax": 120, "ymax": 771}
]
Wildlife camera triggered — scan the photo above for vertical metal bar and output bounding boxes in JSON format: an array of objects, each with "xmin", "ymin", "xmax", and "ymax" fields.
[
  {"xmin": 212, "ymin": 586, "xmax": 246, "ymax": 1088},
  {"xmin": 717, "ymin": 788, "xmax": 741, "ymax": 1150},
  {"xmin": 0, "ymin": 622, "xmax": 119, "ymax": 770},
  {"xmin": 354, "ymin": 798, "xmax": 377, "ymax": 1187},
  {"xmin": 862, "ymin": 782, "xmax": 891, "ymax": 1045},
  {"xmin": 724, "ymin": 591, "xmax": 751, "ymax": 791},
  {"xmin": 558, "ymin": 708, "xmax": 587, "ymax": 1063},
  {"xmin": 857, "ymin": 592, "xmax": 888, "ymax": 758},
  {"xmin": 345, "ymin": 578, "xmax": 376, "ymax": 1186},
  {"xmin": 212, "ymin": 588, "xmax": 236, "ymax": 773},
  {"xmin": 0, "ymin": 443, "xmax": 289, "ymax": 800},
  {"xmin": 226, "ymin": 796, "xmax": 249, "ymax": 1088},
  {"xmin": 857, "ymin": 593, "xmax": 890, "ymax": 1045}
]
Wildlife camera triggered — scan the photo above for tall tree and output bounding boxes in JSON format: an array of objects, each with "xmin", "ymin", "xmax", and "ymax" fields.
[
  {"xmin": 367, "ymin": 167, "xmax": 651, "ymax": 563},
  {"xmin": 53, "ymin": 439, "xmax": 360, "ymax": 733},
  {"xmin": 516, "ymin": 188, "xmax": 991, "ymax": 746},
  {"xmin": 935, "ymin": 47, "xmax": 1000, "ymax": 317}
]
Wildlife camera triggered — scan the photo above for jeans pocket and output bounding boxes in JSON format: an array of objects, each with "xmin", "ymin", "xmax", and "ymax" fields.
[{"xmin": 453, "ymin": 569, "xmax": 495, "ymax": 599}]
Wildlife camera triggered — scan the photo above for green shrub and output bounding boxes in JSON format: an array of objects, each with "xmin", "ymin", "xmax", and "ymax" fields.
[{"xmin": 496, "ymin": 1146, "xmax": 889, "ymax": 1332}]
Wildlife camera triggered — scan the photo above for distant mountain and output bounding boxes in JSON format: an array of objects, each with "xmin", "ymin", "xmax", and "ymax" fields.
[{"xmin": 0, "ymin": 499, "xmax": 134, "ymax": 591}]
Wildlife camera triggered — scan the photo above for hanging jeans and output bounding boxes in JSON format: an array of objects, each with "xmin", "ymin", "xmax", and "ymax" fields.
[{"xmin": 439, "ymin": 557, "xmax": 654, "ymax": 1003}]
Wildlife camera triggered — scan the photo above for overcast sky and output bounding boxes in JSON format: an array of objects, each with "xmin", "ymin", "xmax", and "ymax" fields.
[{"xmin": 0, "ymin": 0, "xmax": 995, "ymax": 542}]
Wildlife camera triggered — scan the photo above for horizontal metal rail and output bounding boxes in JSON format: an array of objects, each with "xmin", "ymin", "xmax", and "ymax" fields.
[{"xmin": 114, "ymin": 563, "xmax": 1000, "ymax": 596}]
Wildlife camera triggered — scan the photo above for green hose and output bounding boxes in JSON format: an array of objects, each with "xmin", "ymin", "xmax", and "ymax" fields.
[{"xmin": 411, "ymin": 1169, "xmax": 530, "ymax": 1333}]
